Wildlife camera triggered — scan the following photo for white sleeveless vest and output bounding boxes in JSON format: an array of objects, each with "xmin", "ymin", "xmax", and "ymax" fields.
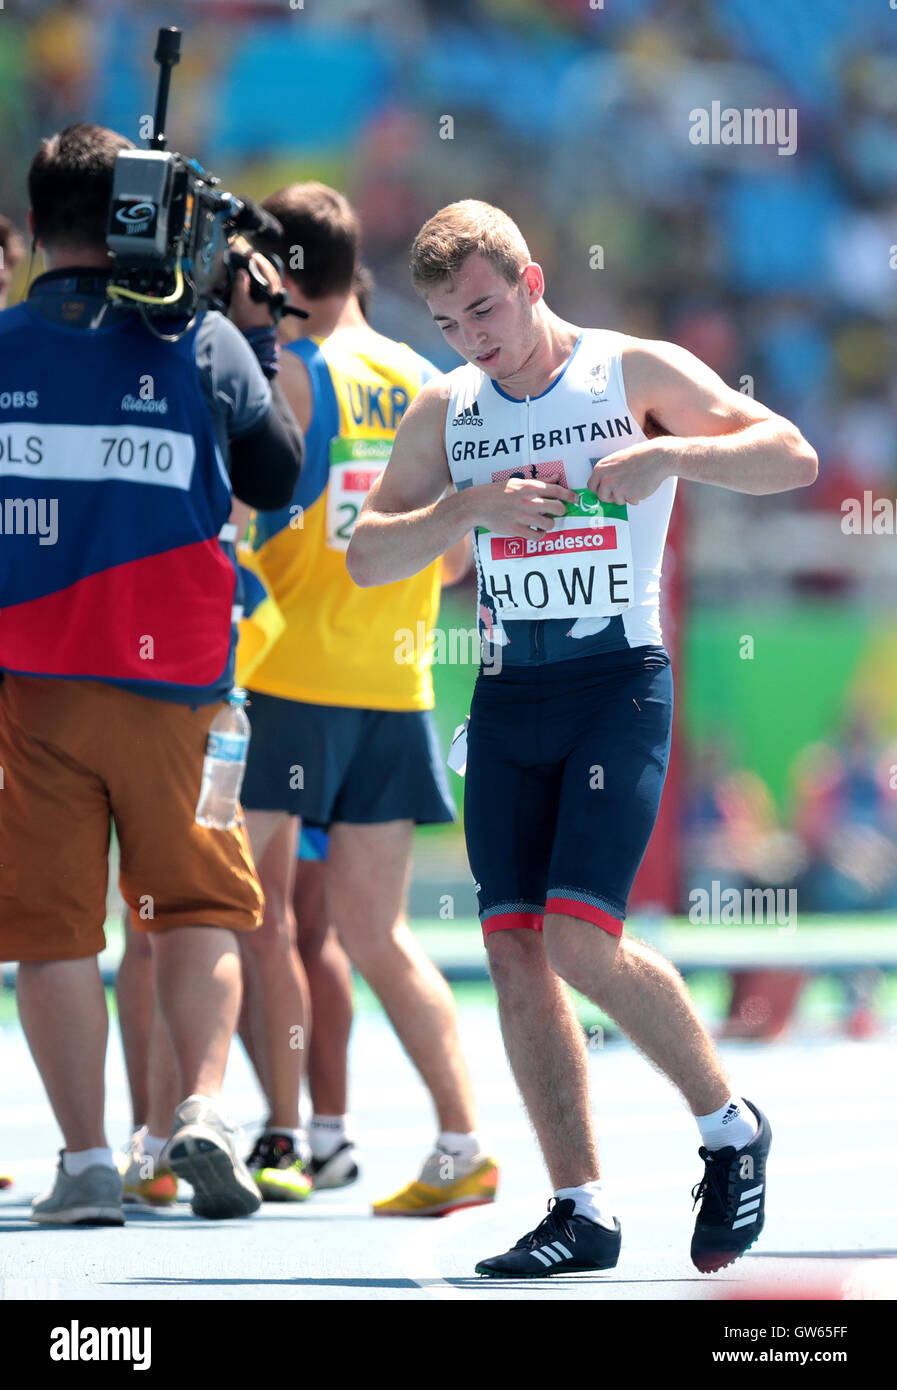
[{"xmin": 444, "ymin": 329, "xmax": 676, "ymax": 650}]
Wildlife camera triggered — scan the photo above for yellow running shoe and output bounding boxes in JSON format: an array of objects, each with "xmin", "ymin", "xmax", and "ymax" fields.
[
  {"xmin": 119, "ymin": 1129, "xmax": 178, "ymax": 1207},
  {"xmin": 373, "ymin": 1149, "xmax": 499, "ymax": 1217},
  {"xmin": 247, "ymin": 1133, "xmax": 313, "ymax": 1202}
]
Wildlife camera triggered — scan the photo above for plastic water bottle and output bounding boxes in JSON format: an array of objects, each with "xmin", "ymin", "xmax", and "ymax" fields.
[{"xmin": 195, "ymin": 688, "xmax": 251, "ymax": 830}]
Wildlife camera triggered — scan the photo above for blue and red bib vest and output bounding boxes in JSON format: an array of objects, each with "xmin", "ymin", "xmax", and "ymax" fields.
[{"xmin": 0, "ymin": 302, "xmax": 238, "ymax": 704}]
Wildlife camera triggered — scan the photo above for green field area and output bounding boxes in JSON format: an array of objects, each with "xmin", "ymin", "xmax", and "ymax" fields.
[{"xmin": 3, "ymin": 913, "xmax": 896, "ymax": 1033}]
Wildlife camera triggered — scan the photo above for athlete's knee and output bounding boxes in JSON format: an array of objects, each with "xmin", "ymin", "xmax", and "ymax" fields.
[
  {"xmin": 242, "ymin": 902, "xmax": 295, "ymax": 956},
  {"xmin": 336, "ymin": 913, "xmax": 404, "ymax": 972},
  {"xmin": 486, "ymin": 927, "xmax": 547, "ymax": 997},
  {"xmin": 295, "ymin": 919, "xmax": 329, "ymax": 959},
  {"xmin": 122, "ymin": 921, "xmax": 152, "ymax": 962},
  {"xmin": 543, "ymin": 914, "xmax": 619, "ymax": 993}
]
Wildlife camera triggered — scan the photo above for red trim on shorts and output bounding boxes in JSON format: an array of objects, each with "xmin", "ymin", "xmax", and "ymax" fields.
[
  {"xmin": 482, "ymin": 911, "xmax": 544, "ymax": 939},
  {"xmin": 544, "ymin": 897, "xmax": 624, "ymax": 937}
]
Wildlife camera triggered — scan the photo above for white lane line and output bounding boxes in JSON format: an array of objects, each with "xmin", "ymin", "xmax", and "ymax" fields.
[{"xmin": 397, "ymin": 1203, "xmax": 506, "ymax": 1299}]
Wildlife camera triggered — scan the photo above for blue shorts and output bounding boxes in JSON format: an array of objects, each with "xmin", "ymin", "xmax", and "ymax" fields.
[
  {"xmin": 463, "ymin": 645, "xmax": 673, "ymax": 941},
  {"xmin": 298, "ymin": 825, "xmax": 329, "ymax": 860},
  {"xmin": 241, "ymin": 691, "xmax": 456, "ymax": 827}
]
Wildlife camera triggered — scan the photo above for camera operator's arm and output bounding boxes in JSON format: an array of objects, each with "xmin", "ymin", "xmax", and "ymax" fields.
[
  {"xmin": 197, "ymin": 259, "xmax": 304, "ymax": 513},
  {"xmin": 229, "ymin": 375, "xmax": 304, "ymax": 510},
  {"xmin": 227, "ymin": 259, "xmax": 304, "ymax": 509}
]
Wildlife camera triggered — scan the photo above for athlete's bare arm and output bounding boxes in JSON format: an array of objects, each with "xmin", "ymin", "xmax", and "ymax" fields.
[
  {"xmin": 348, "ymin": 378, "xmax": 575, "ymax": 586},
  {"xmin": 441, "ymin": 533, "xmax": 473, "ymax": 586},
  {"xmin": 588, "ymin": 340, "xmax": 817, "ymax": 506}
]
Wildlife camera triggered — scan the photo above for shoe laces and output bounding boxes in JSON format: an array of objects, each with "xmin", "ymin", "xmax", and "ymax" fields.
[
  {"xmin": 248, "ymin": 1134, "xmax": 306, "ymax": 1171},
  {"xmin": 691, "ymin": 1145, "xmax": 736, "ymax": 1222},
  {"xmin": 513, "ymin": 1197, "xmax": 577, "ymax": 1251}
]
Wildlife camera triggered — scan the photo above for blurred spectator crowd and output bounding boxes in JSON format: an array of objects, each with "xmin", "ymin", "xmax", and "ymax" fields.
[
  {"xmin": 1, "ymin": 0, "xmax": 895, "ymax": 543},
  {"xmin": 683, "ymin": 712, "xmax": 897, "ymax": 915}
]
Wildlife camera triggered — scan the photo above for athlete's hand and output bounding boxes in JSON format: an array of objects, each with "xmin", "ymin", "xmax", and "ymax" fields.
[
  {"xmin": 588, "ymin": 440, "xmax": 674, "ymax": 506},
  {"xmin": 474, "ymin": 475, "xmax": 577, "ymax": 535}
]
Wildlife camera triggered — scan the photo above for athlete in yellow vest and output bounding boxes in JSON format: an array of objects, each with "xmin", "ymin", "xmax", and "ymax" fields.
[{"xmin": 236, "ymin": 184, "xmax": 498, "ymax": 1215}]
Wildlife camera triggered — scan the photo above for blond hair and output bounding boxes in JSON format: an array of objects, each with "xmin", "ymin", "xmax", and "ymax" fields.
[{"xmin": 410, "ymin": 200, "xmax": 530, "ymax": 294}]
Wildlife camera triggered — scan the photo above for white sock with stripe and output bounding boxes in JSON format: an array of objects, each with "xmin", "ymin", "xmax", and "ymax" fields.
[
  {"xmin": 554, "ymin": 1180, "xmax": 618, "ymax": 1230},
  {"xmin": 309, "ymin": 1115, "xmax": 351, "ymax": 1162},
  {"xmin": 696, "ymin": 1096, "xmax": 758, "ymax": 1152},
  {"xmin": 436, "ymin": 1131, "xmax": 481, "ymax": 1160}
]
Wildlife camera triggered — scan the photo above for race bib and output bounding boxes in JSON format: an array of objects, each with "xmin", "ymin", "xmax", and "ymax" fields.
[
  {"xmin": 475, "ymin": 489, "xmax": 634, "ymax": 621},
  {"xmin": 326, "ymin": 437, "xmax": 391, "ymax": 551}
]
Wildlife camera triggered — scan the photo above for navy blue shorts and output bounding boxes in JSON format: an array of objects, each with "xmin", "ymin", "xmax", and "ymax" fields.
[
  {"xmin": 463, "ymin": 645, "xmax": 673, "ymax": 941},
  {"xmin": 241, "ymin": 691, "xmax": 456, "ymax": 826}
]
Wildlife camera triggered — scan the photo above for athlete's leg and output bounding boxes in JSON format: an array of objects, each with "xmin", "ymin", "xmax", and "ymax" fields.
[
  {"xmin": 486, "ymin": 929, "xmax": 599, "ymax": 1189},
  {"xmin": 237, "ymin": 809, "xmax": 287, "ymax": 1097},
  {"xmin": 240, "ymin": 812, "xmax": 309, "ymax": 1129},
  {"xmin": 327, "ymin": 820, "xmax": 476, "ymax": 1134},
  {"xmin": 151, "ymin": 926, "xmax": 242, "ymax": 1100},
  {"xmin": 293, "ymin": 856, "xmax": 353, "ymax": 1117},
  {"xmin": 114, "ymin": 916, "xmax": 180, "ymax": 1139},
  {"xmin": 146, "ymin": 998, "xmax": 181, "ymax": 1139},
  {"xmin": 540, "ymin": 649, "xmax": 729, "ymax": 1115},
  {"xmin": 115, "ymin": 915, "xmax": 153, "ymax": 1130},
  {"xmin": 543, "ymin": 916, "xmax": 729, "ymax": 1114}
]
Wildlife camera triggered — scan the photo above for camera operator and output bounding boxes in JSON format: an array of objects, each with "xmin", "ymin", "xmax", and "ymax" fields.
[{"xmin": 0, "ymin": 122, "xmax": 303, "ymax": 1226}]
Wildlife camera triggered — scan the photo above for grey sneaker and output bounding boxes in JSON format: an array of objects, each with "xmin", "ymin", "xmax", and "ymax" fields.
[
  {"xmin": 31, "ymin": 1154, "xmax": 125, "ymax": 1226},
  {"xmin": 164, "ymin": 1096, "xmax": 261, "ymax": 1219}
]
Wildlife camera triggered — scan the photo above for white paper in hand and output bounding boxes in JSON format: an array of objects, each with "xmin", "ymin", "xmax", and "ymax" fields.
[{"xmin": 447, "ymin": 718, "xmax": 470, "ymax": 776}]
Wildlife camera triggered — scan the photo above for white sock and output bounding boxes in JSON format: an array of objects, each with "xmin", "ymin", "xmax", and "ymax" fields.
[
  {"xmin": 62, "ymin": 1147, "xmax": 115, "ymax": 1176},
  {"xmin": 309, "ymin": 1114, "xmax": 351, "ymax": 1161},
  {"xmin": 696, "ymin": 1096, "xmax": 758, "ymax": 1152},
  {"xmin": 437, "ymin": 1131, "xmax": 480, "ymax": 1160},
  {"xmin": 182, "ymin": 1092, "xmax": 218, "ymax": 1112},
  {"xmin": 555, "ymin": 1180, "xmax": 618, "ymax": 1231},
  {"xmin": 142, "ymin": 1133, "xmax": 168, "ymax": 1161}
]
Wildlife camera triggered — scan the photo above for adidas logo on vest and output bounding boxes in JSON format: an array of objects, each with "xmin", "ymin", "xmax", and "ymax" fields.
[{"xmin": 451, "ymin": 402, "xmax": 483, "ymax": 426}]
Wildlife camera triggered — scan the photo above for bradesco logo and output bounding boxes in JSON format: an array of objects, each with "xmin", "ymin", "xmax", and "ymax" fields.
[
  {"xmin": 491, "ymin": 526, "xmax": 617, "ymax": 560},
  {"xmin": 341, "ymin": 469, "xmax": 380, "ymax": 492},
  {"xmin": 114, "ymin": 201, "xmax": 156, "ymax": 235}
]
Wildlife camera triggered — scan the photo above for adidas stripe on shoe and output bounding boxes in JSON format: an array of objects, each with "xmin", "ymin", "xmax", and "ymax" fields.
[
  {"xmin": 690, "ymin": 1099, "xmax": 772, "ymax": 1272},
  {"xmin": 475, "ymin": 1197, "xmax": 621, "ymax": 1278}
]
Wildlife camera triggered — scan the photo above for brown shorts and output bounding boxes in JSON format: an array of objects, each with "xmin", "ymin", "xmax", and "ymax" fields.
[{"xmin": 0, "ymin": 674, "xmax": 263, "ymax": 962}]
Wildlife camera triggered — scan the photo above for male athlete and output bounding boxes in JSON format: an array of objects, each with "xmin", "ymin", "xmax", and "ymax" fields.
[
  {"xmin": 236, "ymin": 184, "xmax": 498, "ymax": 1214},
  {"xmin": 348, "ymin": 200, "xmax": 817, "ymax": 1274}
]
